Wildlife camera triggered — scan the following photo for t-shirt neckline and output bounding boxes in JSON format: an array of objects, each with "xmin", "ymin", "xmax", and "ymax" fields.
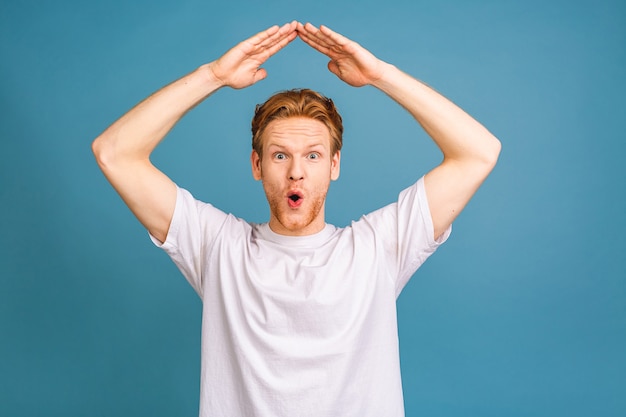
[{"xmin": 255, "ymin": 223, "xmax": 337, "ymax": 247}]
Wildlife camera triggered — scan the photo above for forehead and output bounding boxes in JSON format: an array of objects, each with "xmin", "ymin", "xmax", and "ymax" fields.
[{"xmin": 263, "ymin": 117, "xmax": 331, "ymax": 148}]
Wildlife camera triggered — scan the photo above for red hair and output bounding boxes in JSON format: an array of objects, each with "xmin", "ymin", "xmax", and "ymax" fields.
[{"xmin": 251, "ymin": 89, "xmax": 343, "ymax": 158}]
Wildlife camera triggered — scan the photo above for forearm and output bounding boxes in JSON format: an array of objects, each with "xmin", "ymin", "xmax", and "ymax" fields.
[
  {"xmin": 372, "ymin": 63, "xmax": 501, "ymax": 165},
  {"xmin": 92, "ymin": 63, "xmax": 223, "ymax": 168}
]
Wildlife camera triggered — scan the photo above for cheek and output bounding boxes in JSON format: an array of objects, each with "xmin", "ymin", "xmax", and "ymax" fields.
[
  {"xmin": 260, "ymin": 169, "xmax": 284, "ymax": 196},
  {"xmin": 260, "ymin": 164, "xmax": 282, "ymax": 183}
]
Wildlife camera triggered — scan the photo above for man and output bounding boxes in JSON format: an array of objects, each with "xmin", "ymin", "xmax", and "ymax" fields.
[{"xmin": 93, "ymin": 21, "xmax": 500, "ymax": 417}]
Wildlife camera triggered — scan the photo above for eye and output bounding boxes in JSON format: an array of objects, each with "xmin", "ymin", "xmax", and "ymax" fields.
[
  {"xmin": 274, "ymin": 152, "xmax": 286, "ymax": 160},
  {"xmin": 308, "ymin": 152, "xmax": 320, "ymax": 160}
]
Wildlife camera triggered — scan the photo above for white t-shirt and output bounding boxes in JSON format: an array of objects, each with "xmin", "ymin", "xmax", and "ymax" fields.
[{"xmin": 152, "ymin": 177, "xmax": 450, "ymax": 417}]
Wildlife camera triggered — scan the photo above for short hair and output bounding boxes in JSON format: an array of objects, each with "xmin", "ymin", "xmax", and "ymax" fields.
[{"xmin": 251, "ymin": 89, "xmax": 343, "ymax": 159}]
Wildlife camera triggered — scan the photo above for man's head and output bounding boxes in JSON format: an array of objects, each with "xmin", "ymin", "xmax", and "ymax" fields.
[
  {"xmin": 251, "ymin": 89, "xmax": 343, "ymax": 160},
  {"xmin": 250, "ymin": 89, "xmax": 343, "ymax": 236}
]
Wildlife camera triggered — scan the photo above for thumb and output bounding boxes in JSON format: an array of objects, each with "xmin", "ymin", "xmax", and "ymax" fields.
[
  {"xmin": 253, "ymin": 68, "xmax": 268, "ymax": 83},
  {"xmin": 327, "ymin": 60, "xmax": 340, "ymax": 77}
]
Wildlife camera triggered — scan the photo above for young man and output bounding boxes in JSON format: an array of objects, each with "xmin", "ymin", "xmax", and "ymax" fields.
[{"xmin": 93, "ymin": 21, "xmax": 500, "ymax": 417}]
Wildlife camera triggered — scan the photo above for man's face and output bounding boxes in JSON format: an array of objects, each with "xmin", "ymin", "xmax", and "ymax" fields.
[{"xmin": 251, "ymin": 117, "xmax": 341, "ymax": 236}]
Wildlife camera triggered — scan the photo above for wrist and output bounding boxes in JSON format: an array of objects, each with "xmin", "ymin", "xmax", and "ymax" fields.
[
  {"xmin": 200, "ymin": 62, "xmax": 227, "ymax": 90},
  {"xmin": 370, "ymin": 61, "xmax": 397, "ymax": 89}
]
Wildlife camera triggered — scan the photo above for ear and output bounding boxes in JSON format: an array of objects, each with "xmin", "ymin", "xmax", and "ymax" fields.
[
  {"xmin": 251, "ymin": 150, "xmax": 262, "ymax": 180},
  {"xmin": 330, "ymin": 150, "xmax": 341, "ymax": 181}
]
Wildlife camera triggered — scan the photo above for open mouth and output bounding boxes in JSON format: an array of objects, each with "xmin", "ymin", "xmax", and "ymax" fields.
[{"xmin": 287, "ymin": 191, "xmax": 303, "ymax": 208}]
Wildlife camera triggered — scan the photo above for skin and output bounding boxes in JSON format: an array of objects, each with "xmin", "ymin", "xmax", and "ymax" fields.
[
  {"xmin": 251, "ymin": 117, "xmax": 341, "ymax": 236},
  {"xmin": 92, "ymin": 21, "xmax": 500, "ymax": 243},
  {"xmin": 297, "ymin": 23, "xmax": 501, "ymax": 239},
  {"xmin": 92, "ymin": 22, "xmax": 299, "ymax": 243}
]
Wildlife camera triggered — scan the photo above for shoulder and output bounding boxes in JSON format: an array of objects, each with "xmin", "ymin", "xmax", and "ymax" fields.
[
  {"xmin": 354, "ymin": 178, "xmax": 426, "ymax": 229},
  {"xmin": 159, "ymin": 185, "xmax": 252, "ymax": 249}
]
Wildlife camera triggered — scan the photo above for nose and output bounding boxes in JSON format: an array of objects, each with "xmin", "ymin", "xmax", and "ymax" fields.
[{"xmin": 288, "ymin": 158, "xmax": 304, "ymax": 181}]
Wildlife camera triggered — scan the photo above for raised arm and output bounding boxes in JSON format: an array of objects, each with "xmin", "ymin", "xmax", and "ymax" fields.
[
  {"xmin": 92, "ymin": 22, "xmax": 298, "ymax": 242},
  {"xmin": 297, "ymin": 23, "xmax": 501, "ymax": 239}
]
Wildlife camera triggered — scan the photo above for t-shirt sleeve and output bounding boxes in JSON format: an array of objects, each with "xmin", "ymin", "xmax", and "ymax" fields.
[
  {"xmin": 363, "ymin": 177, "xmax": 452, "ymax": 296},
  {"xmin": 149, "ymin": 186, "xmax": 229, "ymax": 297}
]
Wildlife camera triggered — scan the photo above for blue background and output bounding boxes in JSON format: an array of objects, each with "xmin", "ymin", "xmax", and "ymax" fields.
[{"xmin": 1, "ymin": 0, "xmax": 624, "ymax": 415}]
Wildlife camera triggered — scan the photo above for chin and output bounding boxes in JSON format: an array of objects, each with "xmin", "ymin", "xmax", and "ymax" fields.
[
  {"xmin": 279, "ymin": 218, "xmax": 313, "ymax": 233},
  {"xmin": 274, "ymin": 211, "xmax": 322, "ymax": 235}
]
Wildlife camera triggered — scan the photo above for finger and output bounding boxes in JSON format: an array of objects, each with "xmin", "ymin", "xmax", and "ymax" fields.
[
  {"xmin": 298, "ymin": 32, "xmax": 331, "ymax": 55},
  {"xmin": 305, "ymin": 23, "xmax": 337, "ymax": 48},
  {"xmin": 280, "ymin": 20, "xmax": 298, "ymax": 35},
  {"xmin": 249, "ymin": 25, "xmax": 281, "ymax": 47},
  {"xmin": 319, "ymin": 25, "xmax": 351, "ymax": 47},
  {"xmin": 263, "ymin": 30, "xmax": 297, "ymax": 56},
  {"xmin": 298, "ymin": 23, "xmax": 334, "ymax": 55},
  {"xmin": 260, "ymin": 23, "xmax": 297, "ymax": 54},
  {"xmin": 251, "ymin": 21, "xmax": 296, "ymax": 50},
  {"xmin": 261, "ymin": 26, "xmax": 297, "ymax": 54},
  {"xmin": 249, "ymin": 24, "xmax": 297, "ymax": 80},
  {"xmin": 297, "ymin": 22, "xmax": 321, "ymax": 44},
  {"xmin": 262, "ymin": 20, "xmax": 296, "ymax": 47},
  {"xmin": 300, "ymin": 23, "xmax": 352, "ymax": 59},
  {"xmin": 301, "ymin": 22, "xmax": 335, "ymax": 50},
  {"xmin": 244, "ymin": 22, "xmax": 296, "ymax": 64},
  {"xmin": 297, "ymin": 21, "xmax": 316, "ymax": 36}
]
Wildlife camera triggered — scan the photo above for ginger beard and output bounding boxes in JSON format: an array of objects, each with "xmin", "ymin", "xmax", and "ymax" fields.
[
  {"xmin": 262, "ymin": 174, "xmax": 330, "ymax": 236},
  {"xmin": 251, "ymin": 117, "xmax": 340, "ymax": 236}
]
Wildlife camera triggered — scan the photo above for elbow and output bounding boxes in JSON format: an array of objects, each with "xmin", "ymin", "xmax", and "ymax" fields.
[
  {"xmin": 469, "ymin": 134, "xmax": 501, "ymax": 179},
  {"xmin": 486, "ymin": 135, "xmax": 502, "ymax": 169},
  {"xmin": 473, "ymin": 130, "xmax": 501, "ymax": 172},
  {"xmin": 91, "ymin": 134, "xmax": 109, "ymax": 170},
  {"xmin": 91, "ymin": 132, "xmax": 119, "ymax": 173},
  {"xmin": 92, "ymin": 131, "xmax": 150, "ymax": 176}
]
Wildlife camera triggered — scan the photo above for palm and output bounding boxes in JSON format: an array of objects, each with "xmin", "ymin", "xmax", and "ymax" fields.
[
  {"xmin": 211, "ymin": 22, "xmax": 297, "ymax": 89},
  {"xmin": 212, "ymin": 41, "xmax": 270, "ymax": 89},
  {"xmin": 325, "ymin": 41, "xmax": 384, "ymax": 87}
]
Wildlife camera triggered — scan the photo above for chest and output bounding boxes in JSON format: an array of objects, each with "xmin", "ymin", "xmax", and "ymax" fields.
[{"xmin": 204, "ymin": 233, "xmax": 397, "ymax": 342}]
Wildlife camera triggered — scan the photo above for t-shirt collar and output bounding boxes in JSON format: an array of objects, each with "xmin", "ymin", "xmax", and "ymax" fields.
[{"xmin": 254, "ymin": 223, "xmax": 337, "ymax": 247}]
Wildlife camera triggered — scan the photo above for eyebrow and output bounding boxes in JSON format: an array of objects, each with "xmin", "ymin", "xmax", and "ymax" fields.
[{"xmin": 266, "ymin": 142, "xmax": 327, "ymax": 151}]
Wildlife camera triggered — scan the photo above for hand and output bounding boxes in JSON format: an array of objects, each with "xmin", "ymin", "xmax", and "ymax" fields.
[
  {"xmin": 297, "ymin": 22, "xmax": 387, "ymax": 87},
  {"xmin": 209, "ymin": 21, "xmax": 298, "ymax": 89}
]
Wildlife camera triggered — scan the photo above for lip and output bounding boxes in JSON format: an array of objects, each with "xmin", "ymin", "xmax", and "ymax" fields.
[{"xmin": 286, "ymin": 190, "xmax": 304, "ymax": 209}]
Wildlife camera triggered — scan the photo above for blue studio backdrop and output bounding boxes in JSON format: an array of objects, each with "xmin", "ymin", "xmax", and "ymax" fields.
[{"xmin": 1, "ymin": 0, "xmax": 624, "ymax": 416}]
